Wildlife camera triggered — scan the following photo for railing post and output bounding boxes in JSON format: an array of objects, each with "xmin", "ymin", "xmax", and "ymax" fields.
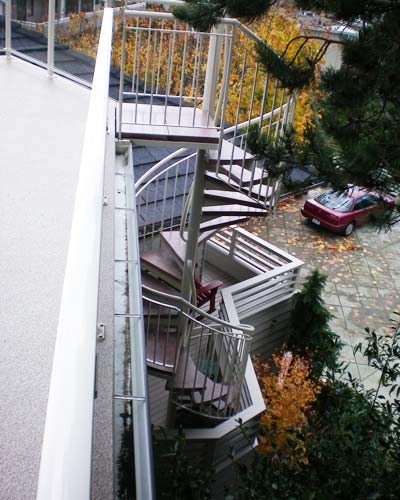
[
  {"xmin": 180, "ymin": 150, "xmax": 207, "ymax": 344},
  {"xmin": 229, "ymin": 228, "xmax": 238, "ymax": 258},
  {"xmin": 5, "ymin": 0, "xmax": 11, "ymax": 58},
  {"xmin": 203, "ymin": 25, "xmax": 223, "ymax": 118},
  {"xmin": 47, "ymin": 0, "xmax": 56, "ymax": 77}
]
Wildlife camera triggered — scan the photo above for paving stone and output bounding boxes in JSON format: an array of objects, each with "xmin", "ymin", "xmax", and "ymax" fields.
[
  {"xmin": 246, "ymin": 191, "xmax": 400, "ymax": 390},
  {"xmin": 339, "ymin": 295, "xmax": 362, "ymax": 308},
  {"xmin": 357, "ymin": 285, "xmax": 380, "ymax": 298}
]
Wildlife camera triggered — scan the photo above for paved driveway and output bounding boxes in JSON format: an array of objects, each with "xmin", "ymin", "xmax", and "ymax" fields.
[{"xmin": 242, "ymin": 188, "xmax": 400, "ymax": 389}]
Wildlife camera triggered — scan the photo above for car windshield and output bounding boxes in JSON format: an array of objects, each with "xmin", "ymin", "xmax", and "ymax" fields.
[{"xmin": 316, "ymin": 190, "xmax": 353, "ymax": 212}]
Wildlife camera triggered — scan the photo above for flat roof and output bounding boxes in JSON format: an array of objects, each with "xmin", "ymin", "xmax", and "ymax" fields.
[{"xmin": 0, "ymin": 56, "xmax": 90, "ymax": 500}]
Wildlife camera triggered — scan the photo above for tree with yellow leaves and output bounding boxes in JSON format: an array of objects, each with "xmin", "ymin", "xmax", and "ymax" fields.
[{"xmin": 254, "ymin": 352, "xmax": 320, "ymax": 464}]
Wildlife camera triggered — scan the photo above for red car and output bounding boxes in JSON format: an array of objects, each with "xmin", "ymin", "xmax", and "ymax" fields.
[{"xmin": 301, "ymin": 186, "xmax": 395, "ymax": 236}]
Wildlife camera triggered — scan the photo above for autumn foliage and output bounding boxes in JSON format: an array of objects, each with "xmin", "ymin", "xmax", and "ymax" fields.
[
  {"xmin": 55, "ymin": 6, "xmax": 322, "ymax": 136},
  {"xmin": 254, "ymin": 352, "xmax": 320, "ymax": 464}
]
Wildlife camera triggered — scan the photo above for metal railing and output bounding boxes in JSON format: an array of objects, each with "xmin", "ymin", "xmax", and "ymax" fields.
[
  {"xmin": 117, "ymin": 7, "xmax": 295, "ymax": 167},
  {"xmin": 208, "ymin": 227, "xmax": 298, "ymax": 273},
  {"xmin": 141, "ymin": 290, "xmax": 253, "ymax": 420},
  {"xmin": 223, "ymin": 263, "xmax": 303, "ymax": 321},
  {"xmin": 36, "ymin": 8, "xmax": 114, "ymax": 500},
  {"xmin": 135, "ymin": 149, "xmax": 195, "ymax": 241},
  {"xmin": 2, "ymin": 0, "xmax": 96, "ymax": 86}
]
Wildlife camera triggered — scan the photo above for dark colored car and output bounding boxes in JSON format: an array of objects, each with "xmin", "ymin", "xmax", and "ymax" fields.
[{"xmin": 301, "ymin": 186, "xmax": 395, "ymax": 236}]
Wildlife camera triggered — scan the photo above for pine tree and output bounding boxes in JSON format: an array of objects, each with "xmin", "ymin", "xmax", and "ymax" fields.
[
  {"xmin": 299, "ymin": 0, "xmax": 400, "ymax": 194},
  {"xmin": 289, "ymin": 269, "xmax": 342, "ymax": 377}
]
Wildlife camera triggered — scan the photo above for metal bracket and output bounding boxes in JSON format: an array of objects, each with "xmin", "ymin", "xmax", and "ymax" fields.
[
  {"xmin": 103, "ymin": 195, "xmax": 109, "ymax": 206},
  {"xmin": 97, "ymin": 322, "xmax": 105, "ymax": 341}
]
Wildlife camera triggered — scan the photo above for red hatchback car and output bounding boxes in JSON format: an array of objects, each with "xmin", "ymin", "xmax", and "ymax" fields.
[{"xmin": 301, "ymin": 186, "xmax": 395, "ymax": 236}]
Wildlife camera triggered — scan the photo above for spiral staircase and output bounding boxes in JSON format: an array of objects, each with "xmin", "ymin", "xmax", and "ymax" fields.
[{"xmin": 116, "ymin": 7, "xmax": 298, "ymax": 428}]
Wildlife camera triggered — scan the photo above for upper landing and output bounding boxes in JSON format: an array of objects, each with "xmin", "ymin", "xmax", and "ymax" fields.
[
  {"xmin": 0, "ymin": 56, "xmax": 90, "ymax": 500},
  {"xmin": 117, "ymin": 102, "xmax": 220, "ymax": 148}
]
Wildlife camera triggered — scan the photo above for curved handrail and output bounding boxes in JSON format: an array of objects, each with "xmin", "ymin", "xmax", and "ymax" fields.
[
  {"xmin": 142, "ymin": 285, "xmax": 254, "ymax": 335},
  {"xmin": 179, "ymin": 183, "xmax": 193, "ymax": 242},
  {"xmin": 135, "ymin": 151, "xmax": 196, "ymax": 198},
  {"xmin": 134, "ymin": 147, "xmax": 189, "ymax": 191}
]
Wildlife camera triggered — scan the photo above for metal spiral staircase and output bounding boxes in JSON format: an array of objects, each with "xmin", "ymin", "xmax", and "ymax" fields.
[{"xmin": 117, "ymin": 6, "xmax": 297, "ymax": 425}]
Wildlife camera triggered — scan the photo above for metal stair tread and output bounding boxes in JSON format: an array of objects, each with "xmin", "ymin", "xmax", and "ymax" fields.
[
  {"xmin": 141, "ymin": 271, "xmax": 181, "ymax": 297},
  {"xmin": 204, "ymin": 171, "xmax": 240, "ymax": 191},
  {"xmin": 241, "ymin": 182, "xmax": 275, "ymax": 202},
  {"xmin": 160, "ymin": 230, "xmax": 215, "ymax": 264},
  {"xmin": 172, "ymin": 349, "xmax": 209, "ymax": 390},
  {"xmin": 202, "ymin": 204, "xmax": 268, "ymax": 217},
  {"xmin": 218, "ymin": 163, "xmax": 266, "ymax": 186},
  {"xmin": 207, "ymin": 139, "xmax": 253, "ymax": 165},
  {"xmin": 146, "ymin": 326, "xmax": 178, "ymax": 374},
  {"xmin": 199, "ymin": 215, "xmax": 248, "ymax": 232},
  {"xmin": 172, "ymin": 350, "xmax": 229, "ymax": 404},
  {"xmin": 117, "ymin": 103, "xmax": 219, "ymax": 148},
  {"xmin": 192, "ymin": 381, "xmax": 229, "ymax": 405},
  {"xmin": 140, "ymin": 247, "xmax": 183, "ymax": 287},
  {"xmin": 204, "ymin": 189, "xmax": 263, "ymax": 208}
]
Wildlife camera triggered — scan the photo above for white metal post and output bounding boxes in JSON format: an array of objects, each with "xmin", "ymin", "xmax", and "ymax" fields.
[
  {"xmin": 180, "ymin": 149, "xmax": 207, "ymax": 325},
  {"xmin": 5, "ymin": 0, "xmax": 11, "ymax": 58},
  {"xmin": 47, "ymin": 0, "xmax": 56, "ymax": 77},
  {"xmin": 203, "ymin": 26, "xmax": 223, "ymax": 118}
]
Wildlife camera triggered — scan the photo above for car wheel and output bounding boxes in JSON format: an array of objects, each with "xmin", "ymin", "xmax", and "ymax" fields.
[{"xmin": 343, "ymin": 222, "xmax": 355, "ymax": 236}]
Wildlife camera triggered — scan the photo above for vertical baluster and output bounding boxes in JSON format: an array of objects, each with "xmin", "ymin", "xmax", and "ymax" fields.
[
  {"xmin": 156, "ymin": 20, "xmax": 165, "ymax": 95},
  {"xmin": 191, "ymin": 34, "xmax": 203, "ymax": 127},
  {"xmin": 244, "ymin": 62, "xmax": 259, "ymax": 192},
  {"xmin": 230, "ymin": 49, "xmax": 248, "ymax": 188},
  {"xmin": 149, "ymin": 30, "xmax": 158, "ymax": 124},
  {"xmin": 217, "ymin": 27, "xmax": 235, "ymax": 173},
  {"xmin": 164, "ymin": 20, "xmax": 177, "ymax": 124},
  {"xmin": 274, "ymin": 88, "xmax": 286, "ymax": 141},
  {"xmin": 160, "ymin": 169, "xmax": 169, "ymax": 232},
  {"xmin": 178, "ymin": 26, "xmax": 189, "ymax": 123},
  {"xmin": 267, "ymin": 78, "xmax": 279, "ymax": 141},
  {"xmin": 144, "ymin": 18, "xmax": 152, "ymax": 104},
  {"xmin": 151, "ymin": 177, "xmax": 159, "ymax": 241},
  {"xmin": 135, "ymin": 29, "xmax": 143, "ymax": 123},
  {"xmin": 170, "ymin": 165, "xmax": 180, "ymax": 230}
]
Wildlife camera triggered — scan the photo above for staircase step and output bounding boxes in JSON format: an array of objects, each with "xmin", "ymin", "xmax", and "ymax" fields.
[
  {"xmin": 207, "ymin": 139, "xmax": 253, "ymax": 166},
  {"xmin": 160, "ymin": 230, "xmax": 214, "ymax": 264},
  {"xmin": 141, "ymin": 271, "xmax": 180, "ymax": 297},
  {"xmin": 172, "ymin": 350, "xmax": 230, "ymax": 405},
  {"xmin": 199, "ymin": 216, "xmax": 248, "ymax": 232},
  {"xmin": 204, "ymin": 171, "xmax": 240, "ymax": 191},
  {"xmin": 117, "ymin": 103, "xmax": 220, "ymax": 148},
  {"xmin": 241, "ymin": 182, "xmax": 275, "ymax": 203},
  {"xmin": 140, "ymin": 247, "xmax": 183, "ymax": 290},
  {"xmin": 160, "ymin": 231, "xmax": 187, "ymax": 263},
  {"xmin": 171, "ymin": 348, "xmax": 209, "ymax": 391},
  {"xmin": 192, "ymin": 381, "xmax": 229, "ymax": 404},
  {"xmin": 218, "ymin": 163, "xmax": 266, "ymax": 186},
  {"xmin": 204, "ymin": 190, "xmax": 263, "ymax": 209},
  {"xmin": 201, "ymin": 204, "xmax": 267, "ymax": 220},
  {"xmin": 146, "ymin": 327, "xmax": 178, "ymax": 374}
]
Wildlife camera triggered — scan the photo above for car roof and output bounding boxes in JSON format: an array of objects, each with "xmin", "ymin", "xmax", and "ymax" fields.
[{"xmin": 341, "ymin": 186, "xmax": 372, "ymax": 200}]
